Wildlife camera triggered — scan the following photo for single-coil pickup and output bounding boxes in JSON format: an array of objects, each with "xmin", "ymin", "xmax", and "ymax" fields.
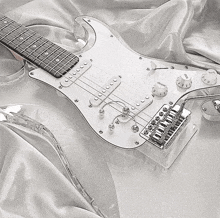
[
  {"xmin": 140, "ymin": 104, "xmax": 191, "ymax": 149},
  {"xmin": 128, "ymin": 96, "xmax": 153, "ymax": 118},
  {"xmin": 60, "ymin": 59, "xmax": 92, "ymax": 87},
  {"xmin": 90, "ymin": 76, "xmax": 121, "ymax": 106}
]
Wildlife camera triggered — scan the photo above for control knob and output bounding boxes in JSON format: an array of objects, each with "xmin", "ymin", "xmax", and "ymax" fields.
[
  {"xmin": 201, "ymin": 69, "xmax": 217, "ymax": 85},
  {"xmin": 152, "ymin": 82, "xmax": 168, "ymax": 97},
  {"xmin": 176, "ymin": 74, "xmax": 192, "ymax": 89}
]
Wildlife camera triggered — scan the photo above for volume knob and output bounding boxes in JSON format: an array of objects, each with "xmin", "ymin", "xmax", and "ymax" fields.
[
  {"xmin": 176, "ymin": 74, "xmax": 192, "ymax": 89},
  {"xmin": 152, "ymin": 82, "xmax": 168, "ymax": 97},
  {"xmin": 201, "ymin": 69, "xmax": 217, "ymax": 85}
]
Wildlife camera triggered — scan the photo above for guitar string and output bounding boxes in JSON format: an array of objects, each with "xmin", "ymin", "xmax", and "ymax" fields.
[
  {"xmin": 81, "ymin": 65, "xmax": 154, "ymax": 118},
  {"xmin": 67, "ymin": 77, "xmax": 148, "ymax": 129},
  {"xmin": 51, "ymin": 62, "xmax": 152, "ymax": 127},
  {"xmin": 77, "ymin": 74, "xmax": 152, "ymax": 122}
]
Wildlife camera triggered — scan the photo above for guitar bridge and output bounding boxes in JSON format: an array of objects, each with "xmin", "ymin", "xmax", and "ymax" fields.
[{"xmin": 140, "ymin": 104, "xmax": 191, "ymax": 149}]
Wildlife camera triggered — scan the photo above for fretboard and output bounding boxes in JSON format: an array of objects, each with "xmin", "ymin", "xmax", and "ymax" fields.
[{"xmin": 0, "ymin": 15, "xmax": 79, "ymax": 78}]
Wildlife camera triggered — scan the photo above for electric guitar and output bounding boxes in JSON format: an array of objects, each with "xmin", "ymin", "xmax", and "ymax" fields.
[{"xmin": 0, "ymin": 14, "xmax": 220, "ymax": 170}]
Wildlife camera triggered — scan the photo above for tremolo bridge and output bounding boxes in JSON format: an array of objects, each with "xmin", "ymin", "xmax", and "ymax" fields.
[{"xmin": 140, "ymin": 104, "xmax": 191, "ymax": 149}]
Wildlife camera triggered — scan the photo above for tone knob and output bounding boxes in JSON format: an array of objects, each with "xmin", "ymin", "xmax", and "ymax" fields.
[
  {"xmin": 152, "ymin": 82, "xmax": 168, "ymax": 97},
  {"xmin": 176, "ymin": 74, "xmax": 192, "ymax": 89},
  {"xmin": 201, "ymin": 69, "xmax": 217, "ymax": 85}
]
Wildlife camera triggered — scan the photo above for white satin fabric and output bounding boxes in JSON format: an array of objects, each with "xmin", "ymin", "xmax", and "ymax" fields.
[{"xmin": 0, "ymin": 0, "xmax": 220, "ymax": 218}]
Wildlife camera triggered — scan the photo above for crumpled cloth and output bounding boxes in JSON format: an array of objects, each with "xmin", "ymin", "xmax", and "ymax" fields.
[
  {"xmin": 0, "ymin": 122, "xmax": 101, "ymax": 218},
  {"xmin": 0, "ymin": 0, "xmax": 220, "ymax": 218}
]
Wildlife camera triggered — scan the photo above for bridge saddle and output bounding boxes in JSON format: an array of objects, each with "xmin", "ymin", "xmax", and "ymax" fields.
[{"xmin": 140, "ymin": 104, "xmax": 191, "ymax": 149}]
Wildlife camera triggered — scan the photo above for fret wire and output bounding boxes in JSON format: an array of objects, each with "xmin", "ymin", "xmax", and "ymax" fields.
[
  {"xmin": 14, "ymin": 33, "xmax": 36, "ymax": 49},
  {"xmin": 0, "ymin": 20, "xmax": 14, "ymax": 31},
  {"xmin": 0, "ymin": 17, "xmax": 14, "ymax": 26},
  {"xmin": 0, "ymin": 16, "xmax": 12, "ymax": 23},
  {"xmin": 12, "ymin": 28, "xmax": 27, "ymax": 35},
  {"xmin": 32, "ymin": 43, "xmax": 54, "ymax": 62},
  {"xmin": 54, "ymin": 55, "xmax": 75, "ymax": 76},
  {"xmin": 0, "ymin": 24, "xmax": 22, "ymax": 41},
  {"xmin": 25, "ymin": 37, "xmax": 48, "ymax": 58},
  {"xmin": 50, "ymin": 53, "xmax": 72, "ymax": 73},
  {"xmin": 38, "ymin": 45, "xmax": 61, "ymax": 65},
  {"xmin": 44, "ymin": 49, "xmax": 66, "ymax": 70},
  {"xmin": 0, "ymin": 16, "xmax": 6, "ymax": 21},
  {"xmin": 22, "ymin": 35, "xmax": 44, "ymax": 51},
  {"xmin": 20, "ymin": 36, "xmax": 42, "ymax": 53},
  {"xmin": 7, "ymin": 29, "xmax": 29, "ymax": 44}
]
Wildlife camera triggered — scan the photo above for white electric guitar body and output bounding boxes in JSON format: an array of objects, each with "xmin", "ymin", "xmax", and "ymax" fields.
[{"xmin": 0, "ymin": 15, "xmax": 220, "ymax": 168}]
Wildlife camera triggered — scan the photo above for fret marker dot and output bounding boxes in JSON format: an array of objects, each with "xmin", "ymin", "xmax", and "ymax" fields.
[
  {"xmin": 56, "ymin": 59, "xmax": 60, "ymax": 62},
  {"xmin": 19, "ymin": 37, "xmax": 24, "ymax": 40},
  {"xmin": 3, "ymin": 21, "xmax": 7, "ymax": 24},
  {"xmin": 32, "ymin": 45, "xmax": 37, "ymax": 48},
  {"xmin": 44, "ymin": 52, "xmax": 49, "ymax": 56}
]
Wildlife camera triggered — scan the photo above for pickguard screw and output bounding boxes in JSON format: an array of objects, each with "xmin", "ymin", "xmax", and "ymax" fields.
[
  {"xmin": 74, "ymin": 99, "xmax": 79, "ymax": 103},
  {"xmin": 89, "ymin": 104, "xmax": 92, "ymax": 108},
  {"xmin": 202, "ymin": 107, "xmax": 207, "ymax": 111},
  {"xmin": 30, "ymin": 72, "xmax": 34, "ymax": 76},
  {"xmin": 135, "ymin": 141, "xmax": 139, "ymax": 145},
  {"xmin": 139, "ymin": 57, "xmax": 142, "ymax": 60},
  {"xmin": 99, "ymin": 130, "xmax": 103, "ymax": 134},
  {"xmin": 171, "ymin": 66, "xmax": 174, "ymax": 69},
  {"xmin": 110, "ymin": 35, "xmax": 113, "ymax": 37},
  {"xmin": 79, "ymin": 55, "xmax": 82, "ymax": 57},
  {"xmin": 58, "ymin": 85, "xmax": 63, "ymax": 89},
  {"xmin": 90, "ymin": 59, "xmax": 93, "ymax": 62}
]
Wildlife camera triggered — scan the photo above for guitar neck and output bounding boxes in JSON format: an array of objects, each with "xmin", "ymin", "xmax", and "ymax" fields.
[{"xmin": 0, "ymin": 15, "xmax": 79, "ymax": 78}]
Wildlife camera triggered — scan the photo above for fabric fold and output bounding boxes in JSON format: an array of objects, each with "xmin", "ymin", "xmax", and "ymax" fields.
[{"xmin": 0, "ymin": 123, "xmax": 101, "ymax": 218}]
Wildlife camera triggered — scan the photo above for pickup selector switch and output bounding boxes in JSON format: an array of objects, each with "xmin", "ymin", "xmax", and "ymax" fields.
[
  {"xmin": 152, "ymin": 82, "xmax": 168, "ymax": 97},
  {"xmin": 201, "ymin": 69, "xmax": 217, "ymax": 85},
  {"xmin": 176, "ymin": 74, "xmax": 192, "ymax": 89}
]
